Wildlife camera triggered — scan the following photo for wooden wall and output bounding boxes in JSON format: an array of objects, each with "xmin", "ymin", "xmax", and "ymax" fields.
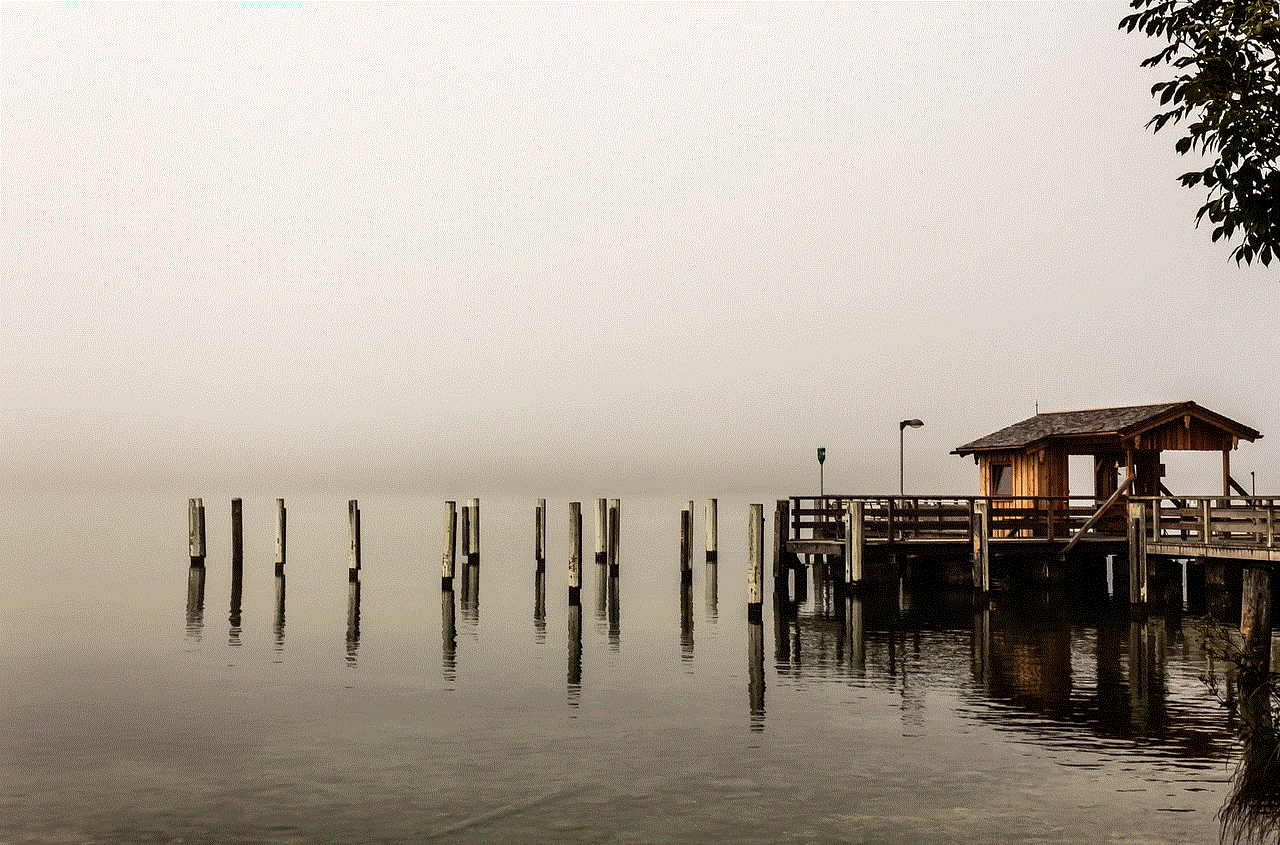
[
  {"xmin": 977, "ymin": 449, "xmax": 1068, "ymax": 499},
  {"xmin": 1136, "ymin": 415, "xmax": 1235, "ymax": 452}
]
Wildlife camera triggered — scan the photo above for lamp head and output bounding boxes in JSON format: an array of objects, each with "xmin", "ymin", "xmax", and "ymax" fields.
[{"xmin": 900, "ymin": 419, "xmax": 924, "ymax": 430}]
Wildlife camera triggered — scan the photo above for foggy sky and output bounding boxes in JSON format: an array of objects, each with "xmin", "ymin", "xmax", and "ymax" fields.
[{"xmin": 3, "ymin": 2, "xmax": 1276, "ymax": 496}]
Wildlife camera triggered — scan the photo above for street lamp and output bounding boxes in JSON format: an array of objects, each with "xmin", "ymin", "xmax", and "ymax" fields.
[
  {"xmin": 817, "ymin": 447, "xmax": 826, "ymax": 497},
  {"xmin": 899, "ymin": 419, "xmax": 923, "ymax": 496}
]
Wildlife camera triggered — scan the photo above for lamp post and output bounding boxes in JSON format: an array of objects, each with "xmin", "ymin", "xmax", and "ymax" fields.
[
  {"xmin": 899, "ymin": 419, "xmax": 923, "ymax": 496},
  {"xmin": 1251, "ymin": 471, "xmax": 1256, "ymax": 496},
  {"xmin": 817, "ymin": 447, "xmax": 826, "ymax": 498}
]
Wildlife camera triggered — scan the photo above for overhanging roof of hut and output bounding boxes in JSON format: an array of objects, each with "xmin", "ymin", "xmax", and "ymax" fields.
[{"xmin": 952, "ymin": 401, "xmax": 1262, "ymax": 456}]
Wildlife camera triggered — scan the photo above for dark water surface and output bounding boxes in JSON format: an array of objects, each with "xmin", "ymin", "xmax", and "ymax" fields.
[{"xmin": 0, "ymin": 493, "xmax": 1245, "ymax": 843}]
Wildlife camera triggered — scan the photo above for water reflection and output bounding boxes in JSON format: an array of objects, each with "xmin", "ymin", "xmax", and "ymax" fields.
[
  {"xmin": 346, "ymin": 578, "xmax": 361, "ymax": 668},
  {"xmin": 185, "ymin": 564, "xmax": 205, "ymax": 641},
  {"xmin": 273, "ymin": 574, "xmax": 286, "ymax": 662},
  {"xmin": 679, "ymin": 580, "xmax": 694, "ymax": 667},
  {"xmin": 607, "ymin": 571, "xmax": 620, "ymax": 652},
  {"xmin": 442, "ymin": 587, "xmax": 456, "ymax": 685},
  {"xmin": 595, "ymin": 562, "xmax": 607, "ymax": 623},
  {"xmin": 705, "ymin": 563, "xmax": 718, "ymax": 620},
  {"xmin": 748, "ymin": 620, "xmax": 764, "ymax": 733},
  {"xmin": 567, "ymin": 600, "xmax": 582, "ymax": 709},
  {"xmin": 228, "ymin": 562, "xmax": 243, "ymax": 648},
  {"xmin": 1223, "ymin": 686, "xmax": 1280, "ymax": 844},
  {"xmin": 461, "ymin": 563, "xmax": 480, "ymax": 626},
  {"xmin": 534, "ymin": 569, "xmax": 546, "ymax": 644}
]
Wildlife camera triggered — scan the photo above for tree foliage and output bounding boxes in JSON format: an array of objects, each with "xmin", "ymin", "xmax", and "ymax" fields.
[{"xmin": 1121, "ymin": 0, "xmax": 1280, "ymax": 266}]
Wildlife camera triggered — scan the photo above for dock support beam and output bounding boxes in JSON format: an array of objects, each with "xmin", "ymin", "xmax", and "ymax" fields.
[
  {"xmin": 274, "ymin": 498, "xmax": 286, "ymax": 575},
  {"xmin": 972, "ymin": 500, "xmax": 990, "ymax": 594},
  {"xmin": 844, "ymin": 500, "xmax": 864, "ymax": 588},
  {"xmin": 680, "ymin": 506, "xmax": 692, "ymax": 584},
  {"xmin": 188, "ymin": 498, "xmax": 205, "ymax": 566},
  {"xmin": 535, "ymin": 498, "xmax": 546, "ymax": 572},
  {"xmin": 706, "ymin": 498, "xmax": 718, "ymax": 563},
  {"xmin": 348, "ymin": 500, "xmax": 361, "ymax": 580},
  {"xmin": 1241, "ymin": 563, "xmax": 1272, "ymax": 680},
  {"xmin": 569, "ymin": 501, "xmax": 582, "ymax": 603},
  {"xmin": 1127, "ymin": 501, "xmax": 1148, "ymax": 611},
  {"xmin": 468, "ymin": 498, "xmax": 480, "ymax": 566}
]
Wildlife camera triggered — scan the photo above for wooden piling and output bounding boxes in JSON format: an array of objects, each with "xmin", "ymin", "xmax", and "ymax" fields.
[
  {"xmin": 1241, "ymin": 564, "xmax": 1272, "ymax": 678},
  {"xmin": 274, "ymin": 498, "xmax": 286, "ymax": 575},
  {"xmin": 348, "ymin": 499, "xmax": 361, "ymax": 578},
  {"xmin": 231, "ymin": 498, "xmax": 243, "ymax": 564},
  {"xmin": 608, "ymin": 499, "xmax": 620, "ymax": 574},
  {"xmin": 535, "ymin": 498, "xmax": 546, "ymax": 572},
  {"xmin": 569, "ymin": 501, "xmax": 582, "ymax": 601},
  {"xmin": 972, "ymin": 499, "xmax": 990, "ymax": 593},
  {"xmin": 844, "ymin": 500, "xmax": 864, "ymax": 587},
  {"xmin": 468, "ymin": 498, "xmax": 480, "ymax": 565},
  {"xmin": 680, "ymin": 507, "xmax": 692, "ymax": 583},
  {"xmin": 706, "ymin": 498, "xmax": 718, "ymax": 563},
  {"xmin": 749, "ymin": 503, "xmax": 764, "ymax": 621},
  {"xmin": 595, "ymin": 499, "xmax": 607, "ymax": 566},
  {"xmin": 442, "ymin": 501, "xmax": 457, "ymax": 588},
  {"xmin": 188, "ymin": 498, "xmax": 205, "ymax": 564},
  {"xmin": 1127, "ymin": 501, "xmax": 1148, "ymax": 609},
  {"xmin": 772, "ymin": 499, "xmax": 788, "ymax": 589},
  {"xmin": 461, "ymin": 504, "xmax": 470, "ymax": 566}
]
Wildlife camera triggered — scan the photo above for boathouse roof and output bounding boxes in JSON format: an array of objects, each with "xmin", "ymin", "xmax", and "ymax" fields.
[{"xmin": 952, "ymin": 401, "xmax": 1262, "ymax": 455}]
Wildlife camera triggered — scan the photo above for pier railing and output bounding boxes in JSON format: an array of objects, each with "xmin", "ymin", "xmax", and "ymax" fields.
[
  {"xmin": 790, "ymin": 495, "xmax": 1128, "ymax": 544},
  {"xmin": 1137, "ymin": 496, "xmax": 1278, "ymax": 549}
]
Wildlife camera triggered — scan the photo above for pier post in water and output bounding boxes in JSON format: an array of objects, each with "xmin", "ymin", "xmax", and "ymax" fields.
[
  {"xmin": 972, "ymin": 499, "xmax": 990, "ymax": 594},
  {"xmin": 1240, "ymin": 563, "xmax": 1272, "ymax": 681},
  {"xmin": 748, "ymin": 503, "xmax": 764, "ymax": 621},
  {"xmin": 274, "ymin": 499, "xmax": 286, "ymax": 575},
  {"xmin": 230, "ymin": 498, "xmax": 243, "ymax": 564},
  {"xmin": 569, "ymin": 501, "xmax": 583, "ymax": 603},
  {"xmin": 348, "ymin": 499, "xmax": 361, "ymax": 580},
  {"xmin": 608, "ymin": 499, "xmax": 620, "ymax": 574},
  {"xmin": 188, "ymin": 498, "xmax": 206, "ymax": 565},
  {"xmin": 468, "ymin": 498, "xmax": 480, "ymax": 565},
  {"xmin": 680, "ymin": 506, "xmax": 693, "ymax": 584},
  {"xmin": 706, "ymin": 498, "xmax": 718, "ymax": 563},
  {"xmin": 844, "ymin": 500, "xmax": 864, "ymax": 587},
  {"xmin": 460, "ymin": 504, "xmax": 470, "ymax": 568},
  {"xmin": 442, "ymin": 501, "xmax": 457, "ymax": 589},
  {"xmin": 535, "ymin": 498, "xmax": 546, "ymax": 572},
  {"xmin": 595, "ymin": 499, "xmax": 608, "ymax": 566},
  {"xmin": 1127, "ymin": 501, "xmax": 1148, "ymax": 610}
]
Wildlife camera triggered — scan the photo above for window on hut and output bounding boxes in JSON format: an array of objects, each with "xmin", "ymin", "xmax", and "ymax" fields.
[{"xmin": 992, "ymin": 463, "xmax": 1012, "ymax": 496}]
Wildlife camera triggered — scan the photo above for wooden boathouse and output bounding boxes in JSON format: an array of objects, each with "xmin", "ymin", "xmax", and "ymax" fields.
[{"xmin": 778, "ymin": 402, "xmax": 1271, "ymax": 608}]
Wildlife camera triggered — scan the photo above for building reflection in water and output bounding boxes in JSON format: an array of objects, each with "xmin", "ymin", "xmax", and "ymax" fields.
[
  {"xmin": 273, "ymin": 575, "xmax": 286, "ymax": 662},
  {"xmin": 346, "ymin": 577, "xmax": 361, "ymax": 668},
  {"xmin": 185, "ymin": 564, "xmax": 206, "ymax": 642}
]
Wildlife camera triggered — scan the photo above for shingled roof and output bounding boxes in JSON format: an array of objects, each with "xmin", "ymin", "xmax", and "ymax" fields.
[{"xmin": 952, "ymin": 401, "xmax": 1262, "ymax": 455}]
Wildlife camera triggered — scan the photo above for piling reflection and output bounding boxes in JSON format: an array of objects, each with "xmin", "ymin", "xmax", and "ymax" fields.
[
  {"xmin": 534, "ymin": 570, "xmax": 546, "ymax": 644},
  {"xmin": 595, "ymin": 563, "xmax": 608, "ymax": 623},
  {"xmin": 346, "ymin": 578, "xmax": 361, "ymax": 668},
  {"xmin": 705, "ymin": 563, "xmax": 718, "ymax": 620},
  {"xmin": 607, "ymin": 571, "xmax": 620, "ymax": 651},
  {"xmin": 462, "ymin": 563, "xmax": 480, "ymax": 625},
  {"xmin": 567, "ymin": 601, "xmax": 582, "ymax": 709},
  {"xmin": 442, "ymin": 588, "xmax": 456, "ymax": 685},
  {"xmin": 185, "ymin": 564, "xmax": 205, "ymax": 641},
  {"xmin": 748, "ymin": 620, "xmax": 765, "ymax": 733},
  {"xmin": 273, "ymin": 575, "xmax": 286, "ymax": 662},
  {"xmin": 228, "ymin": 563, "xmax": 243, "ymax": 648},
  {"xmin": 680, "ymin": 580, "xmax": 694, "ymax": 667}
]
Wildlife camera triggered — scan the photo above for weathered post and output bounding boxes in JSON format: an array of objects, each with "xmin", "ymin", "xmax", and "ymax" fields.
[
  {"xmin": 845, "ymin": 500, "xmax": 865, "ymax": 587},
  {"xmin": 460, "ymin": 504, "xmax": 470, "ymax": 568},
  {"xmin": 274, "ymin": 498, "xmax": 286, "ymax": 575},
  {"xmin": 706, "ymin": 498, "xmax": 718, "ymax": 563},
  {"xmin": 608, "ymin": 499, "xmax": 620, "ymax": 575},
  {"xmin": 1241, "ymin": 564, "xmax": 1272, "ymax": 681},
  {"xmin": 569, "ymin": 501, "xmax": 582, "ymax": 603},
  {"xmin": 348, "ymin": 499, "xmax": 361, "ymax": 580},
  {"xmin": 188, "ymin": 498, "xmax": 205, "ymax": 565},
  {"xmin": 680, "ymin": 506, "xmax": 693, "ymax": 584},
  {"xmin": 442, "ymin": 501, "xmax": 457, "ymax": 589},
  {"xmin": 749, "ymin": 503, "xmax": 764, "ymax": 621},
  {"xmin": 230, "ymin": 498, "xmax": 243, "ymax": 564},
  {"xmin": 535, "ymin": 498, "xmax": 547, "ymax": 572},
  {"xmin": 772, "ymin": 499, "xmax": 788, "ymax": 596},
  {"xmin": 972, "ymin": 499, "xmax": 990, "ymax": 594},
  {"xmin": 1127, "ymin": 500, "xmax": 1148, "ymax": 610},
  {"xmin": 595, "ymin": 498, "xmax": 608, "ymax": 566},
  {"xmin": 468, "ymin": 498, "xmax": 480, "ymax": 565}
]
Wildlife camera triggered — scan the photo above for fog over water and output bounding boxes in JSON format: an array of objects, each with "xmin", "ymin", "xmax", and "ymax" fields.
[{"xmin": 2, "ymin": 2, "xmax": 1275, "ymax": 498}]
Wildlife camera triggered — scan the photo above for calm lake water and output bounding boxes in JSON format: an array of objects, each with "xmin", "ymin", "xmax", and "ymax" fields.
[{"xmin": 0, "ymin": 492, "xmax": 1249, "ymax": 843}]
